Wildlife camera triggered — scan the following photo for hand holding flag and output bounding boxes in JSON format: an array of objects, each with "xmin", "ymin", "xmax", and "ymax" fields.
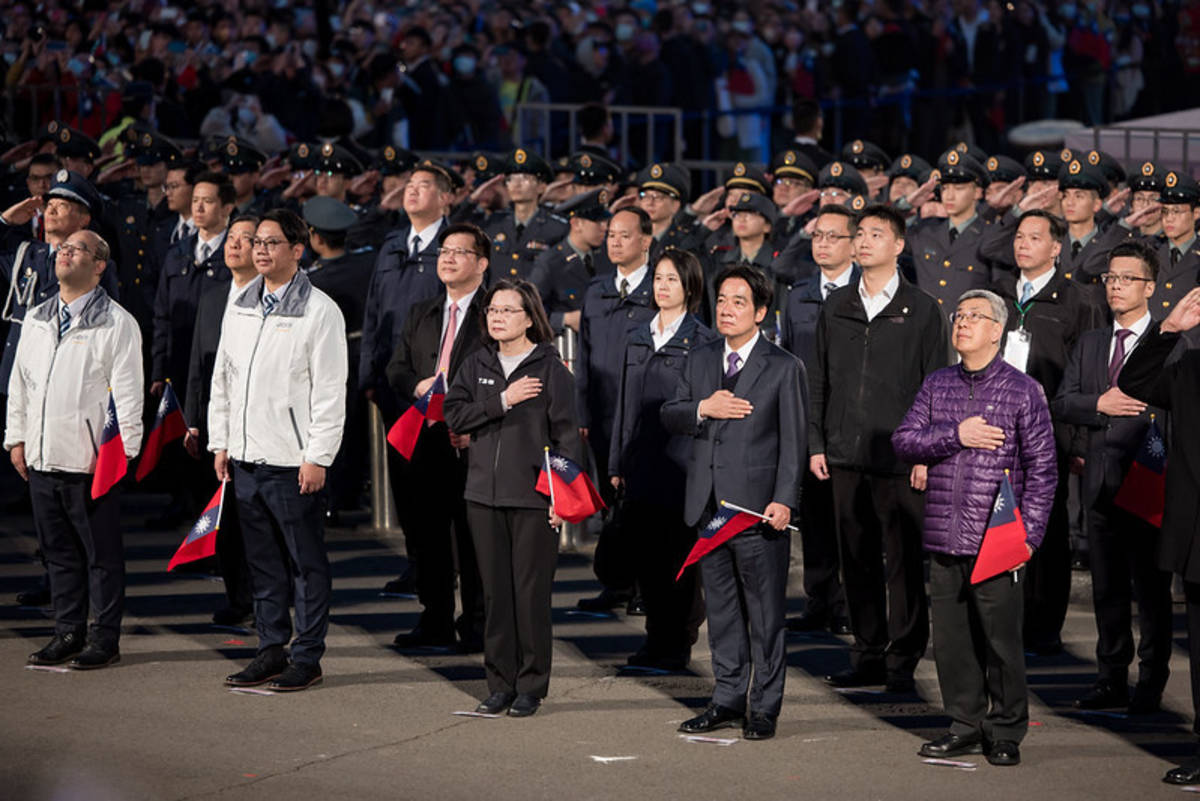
[
  {"xmin": 387, "ymin": 373, "xmax": 446, "ymax": 460},
  {"xmin": 168, "ymin": 482, "xmax": 225, "ymax": 571},
  {"xmin": 91, "ymin": 389, "xmax": 126, "ymax": 499},
  {"xmin": 536, "ymin": 447, "xmax": 605, "ymax": 523},
  {"xmin": 136, "ymin": 379, "xmax": 188, "ymax": 481}
]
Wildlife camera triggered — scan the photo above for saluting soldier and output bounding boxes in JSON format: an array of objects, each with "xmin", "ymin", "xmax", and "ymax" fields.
[
  {"xmin": 529, "ymin": 188, "xmax": 613, "ymax": 335},
  {"xmin": 841, "ymin": 138, "xmax": 890, "ymax": 186},
  {"xmin": 770, "ymin": 149, "xmax": 819, "ymax": 247},
  {"xmin": 636, "ymin": 163, "xmax": 705, "ymax": 266},
  {"xmin": 774, "ymin": 160, "xmax": 868, "ymax": 288},
  {"xmin": 1151, "ymin": 170, "xmax": 1200, "ymax": 320},
  {"xmin": 701, "ymin": 163, "xmax": 772, "ymax": 255},
  {"xmin": 1120, "ymin": 161, "xmax": 1167, "ymax": 245},
  {"xmin": 485, "ymin": 148, "xmax": 569, "ymax": 282},
  {"xmin": 222, "ymin": 138, "xmax": 270, "ymax": 216},
  {"xmin": 886, "ymin": 153, "xmax": 933, "ymax": 223},
  {"xmin": 704, "ymin": 192, "xmax": 781, "ymax": 331},
  {"xmin": 983, "ymin": 154, "xmax": 1028, "ymax": 212}
]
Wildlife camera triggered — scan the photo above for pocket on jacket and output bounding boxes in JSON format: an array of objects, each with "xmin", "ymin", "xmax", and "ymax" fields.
[
  {"xmin": 84, "ymin": 418, "xmax": 99, "ymax": 456},
  {"xmin": 287, "ymin": 407, "xmax": 305, "ymax": 451}
]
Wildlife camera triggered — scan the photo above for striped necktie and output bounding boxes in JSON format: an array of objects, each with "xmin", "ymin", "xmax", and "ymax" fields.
[
  {"xmin": 59, "ymin": 304, "xmax": 71, "ymax": 338},
  {"xmin": 263, "ymin": 292, "xmax": 278, "ymax": 318}
]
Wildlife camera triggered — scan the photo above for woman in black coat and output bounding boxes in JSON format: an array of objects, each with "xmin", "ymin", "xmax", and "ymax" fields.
[
  {"xmin": 444, "ymin": 279, "xmax": 580, "ymax": 718},
  {"xmin": 609, "ymin": 248, "xmax": 719, "ymax": 671}
]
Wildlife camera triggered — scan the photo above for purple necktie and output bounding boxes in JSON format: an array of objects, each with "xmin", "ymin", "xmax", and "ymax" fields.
[
  {"xmin": 726, "ymin": 352, "xmax": 742, "ymax": 378},
  {"xmin": 1108, "ymin": 329, "xmax": 1134, "ymax": 388}
]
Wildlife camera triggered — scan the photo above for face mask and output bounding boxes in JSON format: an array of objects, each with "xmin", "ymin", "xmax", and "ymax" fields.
[
  {"xmin": 237, "ymin": 106, "xmax": 255, "ymax": 127},
  {"xmin": 731, "ymin": 20, "xmax": 753, "ymax": 34},
  {"xmin": 264, "ymin": 33, "xmax": 277, "ymax": 49},
  {"xmin": 453, "ymin": 55, "xmax": 476, "ymax": 75},
  {"xmin": 301, "ymin": 39, "xmax": 317, "ymax": 59},
  {"xmin": 1131, "ymin": 4, "xmax": 1150, "ymax": 18},
  {"xmin": 615, "ymin": 22, "xmax": 636, "ymax": 42}
]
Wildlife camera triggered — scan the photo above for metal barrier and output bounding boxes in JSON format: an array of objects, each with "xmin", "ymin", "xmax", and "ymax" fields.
[
  {"xmin": 513, "ymin": 102, "xmax": 684, "ymax": 169},
  {"xmin": 368, "ymin": 404, "xmax": 400, "ymax": 534},
  {"xmin": 552, "ymin": 326, "xmax": 589, "ymax": 552},
  {"xmin": 1085, "ymin": 126, "xmax": 1200, "ymax": 173}
]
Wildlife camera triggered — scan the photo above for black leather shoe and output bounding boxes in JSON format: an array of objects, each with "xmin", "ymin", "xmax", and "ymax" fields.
[
  {"xmin": 476, "ymin": 691, "xmax": 517, "ymax": 714},
  {"xmin": 68, "ymin": 643, "xmax": 120, "ymax": 670},
  {"xmin": 829, "ymin": 617, "xmax": 852, "ymax": 635},
  {"xmin": 886, "ymin": 674, "xmax": 917, "ymax": 694},
  {"xmin": 212, "ymin": 606, "xmax": 253, "ymax": 627},
  {"xmin": 1074, "ymin": 681, "xmax": 1129, "ymax": 710},
  {"xmin": 392, "ymin": 627, "xmax": 456, "ymax": 649},
  {"xmin": 507, "ymin": 694, "xmax": 541, "ymax": 717},
  {"xmin": 986, "ymin": 740, "xmax": 1020, "ymax": 766},
  {"xmin": 1164, "ymin": 762, "xmax": 1200, "ymax": 785},
  {"xmin": 626, "ymin": 650, "xmax": 689, "ymax": 672},
  {"xmin": 825, "ymin": 667, "xmax": 886, "ymax": 688},
  {"xmin": 625, "ymin": 595, "xmax": 646, "ymax": 616},
  {"xmin": 1128, "ymin": 684, "xmax": 1163, "ymax": 715},
  {"xmin": 678, "ymin": 703, "xmax": 745, "ymax": 733},
  {"xmin": 225, "ymin": 646, "xmax": 288, "ymax": 687},
  {"xmin": 268, "ymin": 661, "xmax": 323, "ymax": 692},
  {"xmin": 1024, "ymin": 637, "xmax": 1063, "ymax": 656},
  {"xmin": 918, "ymin": 732, "xmax": 984, "ymax": 758},
  {"xmin": 786, "ymin": 612, "xmax": 828, "ymax": 632},
  {"xmin": 382, "ymin": 573, "xmax": 416, "ymax": 594},
  {"xmin": 577, "ymin": 588, "xmax": 633, "ymax": 612},
  {"xmin": 743, "ymin": 713, "xmax": 776, "ymax": 740},
  {"xmin": 27, "ymin": 631, "xmax": 85, "ymax": 665},
  {"xmin": 16, "ymin": 588, "xmax": 51, "ymax": 607}
]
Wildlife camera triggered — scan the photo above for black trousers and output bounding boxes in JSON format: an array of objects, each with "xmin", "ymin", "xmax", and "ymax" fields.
[
  {"xmin": 29, "ymin": 470, "xmax": 123, "ymax": 648},
  {"xmin": 466, "ymin": 502, "xmax": 558, "ymax": 698},
  {"xmin": 930, "ymin": 554, "xmax": 1029, "ymax": 744},
  {"xmin": 1184, "ymin": 582, "xmax": 1200, "ymax": 736},
  {"xmin": 212, "ymin": 475, "xmax": 252, "ymax": 612},
  {"xmin": 799, "ymin": 472, "xmax": 846, "ymax": 620},
  {"xmin": 830, "ymin": 467, "xmax": 929, "ymax": 676},
  {"xmin": 1023, "ymin": 467, "xmax": 1071, "ymax": 648},
  {"xmin": 233, "ymin": 461, "xmax": 331, "ymax": 667},
  {"xmin": 1088, "ymin": 496, "xmax": 1173, "ymax": 690},
  {"xmin": 403, "ymin": 427, "xmax": 484, "ymax": 640},
  {"xmin": 624, "ymin": 499, "xmax": 703, "ymax": 659}
]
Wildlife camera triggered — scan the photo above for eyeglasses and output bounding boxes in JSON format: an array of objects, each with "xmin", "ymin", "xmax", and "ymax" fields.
[
  {"xmin": 437, "ymin": 246, "xmax": 480, "ymax": 260},
  {"xmin": 251, "ymin": 237, "xmax": 289, "ymax": 250},
  {"xmin": 638, "ymin": 190, "xmax": 672, "ymax": 202},
  {"xmin": 950, "ymin": 310, "xmax": 998, "ymax": 325},
  {"xmin": 1161, "ymin": 206, "xmax": 1194, "ymax": 218},
  {"xmin": 485, "ymin": 306, "xmax": 525, "ymax": 317},
  {"xmin": 1100, "ymin": 272, "xmax": 1153, "ymax": 286},
  {"xmin": 811, "ymin": 231, "xmax": 853, "ymax": 243},
  {"xmin": 774, "ymin": 178, "xmax": 810, "ymax": 189},
  {"xmin": 57, "ymin": 242, "xmax": 93, "ymax": 257},
  {"xmin": 162, "ymin": 182, "xmax": 185, "ymax": 191}
]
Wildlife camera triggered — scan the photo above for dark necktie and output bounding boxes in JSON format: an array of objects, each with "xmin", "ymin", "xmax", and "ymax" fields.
[
  {"xmin": 263, "ymin": 292, "xmax": 278, "ymax": 318},
  {"xmin": 1108, "ymin": 329, "xmax": 1134, "ymax": 388},
  {"xmin": 619, "ymin": 277, "xmax": 629, "ymax": 299},
  {"xmin": 515, "ymin": 222, "xmax": 525, "ymax": 241},
  {"xmin": 823, "ymin": 281, "xmax": 836, "ymax": 300},
  {"xmin": 583, "ymin": 253, "xmax": 594, "ymax": 277},
  {"xmin": 59, "ymin": 304, "xmax": 71, "ymax": 338},
  {"xmin": 1171, "ymin": 247, "xmax": 1182, "ymax": 267},
  {"xmin": 410, "ymin": 235, "xmax": 421, "ymax": 260},
  {"xmin": 1071, "ymin": 240, "xmax": 1082, "ymax": 259},
  {"xmin": 948, "ymin": 227, "xmax": 958, "ymax": 245},
  {"xmin": 198, "ymin": 243, "xmax": 210, "ymax": 264}
]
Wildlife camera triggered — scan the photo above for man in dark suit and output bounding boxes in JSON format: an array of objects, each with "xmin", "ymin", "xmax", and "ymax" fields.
[
  {"xmin": 663, "ymin": 264, "xmax": 806, "ymax": 741},
  {"xmin": 384, "ymin": 223, "xmax": 489, "ymax": 651},
  {"xmin": 1054, "ymin": 239, "xmax": 1172, "ymax": 714},
  {"xmin": 789, "ymin": 99, "xmax": 833, "ymax": 170},
  {"xmin": 782, "ymin": 205, "xmax": 858, "ymax": 635},
  {"xmin": 1119, "ymin": 286, "xmax": 1200, "ymax": 785}
]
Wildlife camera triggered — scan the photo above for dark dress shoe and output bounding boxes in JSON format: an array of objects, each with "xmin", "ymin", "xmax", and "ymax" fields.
[
  {"xmin": 678, "ymin": 703, "xmax": 745, "ymax": 733},
  {"xmin": 456, "ymin": 636, "xmax": 485, "ymax": 655},
  {"xmin": 476, "ymin": 691, "xmax": 517, "ymax": 714},
  {"xmin": 743, "ymin": 713, "xmax": 777, "ymax": 740},
  {"xmin": 786, "ymin": 612, "xmax": 828, "ymax": 632},
  {"xmin": 1128, "ymin": 684, "xmax": 1162, "ymax": 715},
  {"xmin": 986, "ymin": 740, "xmax": 1020, "ymax": 766},
  {"xmin": 212, "ymin": 606, "xmax": 253, "ymax": 627},
  {"xmin": 1074, "ymin": 681, "xmax": 1129, "ymax": 710},
  {"xmin": 625, "ymin": 595, "xmax": 646, "ymax": 616},
  {"xmin": 885, "ymin": 675, "xmax": 917, "ymax": 695},
  {"xmin": 1163, "ymin": 761, "xmax": 1200, "ymax": 785},
  {"xmin": 68, "ymin": 643, "xmax": 120, "ymax": 670},
  {"xmin": 829, "ymin": 617, "xmax": 852, "ymax": 635},
  {"xmin": 507, "ymin": 694, "xmax": 541, "ymax": 717},
  {"xmin": 382, "ymin": 574, "xmax": 416, "ymax": 594},
  {"xmin": 393, "ymin": 627, "xmax": 456, "ymax": 649},
  {"xmin": 825, "ymin": 667, "xmax": 886, "ymax": 688},
  {"xmin": 918, "ymin": 732, "xmax": 984, "ymax": 758},
  {"xmin": 626, "ymin": 650, "xmax": 689, "ymax": 672},
  {"xmin": 577, "ymin": 587, "xmax": 633, "ymax": 612},
  {"xmin": 28, "ymin": 631, "xmax": 85, "ymax": 665},
  {"xmin": 16, "ymin": 588, "xmax": 51, "ymax": 607},
  {"xmin": 225, "ymin": 646, "xmax": 288, "ymax": 687},
  {"xmin": 269, "ymin": 662, "xmax": 323, "ymax": 692}
]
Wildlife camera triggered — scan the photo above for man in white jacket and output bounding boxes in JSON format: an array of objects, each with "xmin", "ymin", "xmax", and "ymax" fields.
[
  {"xmin": 209, "ymin": 209, "xmax": 347, "ymax": 692},
  {"xmin": 5, "ymin": 229, "xmax": 143, "ymax": 670}
]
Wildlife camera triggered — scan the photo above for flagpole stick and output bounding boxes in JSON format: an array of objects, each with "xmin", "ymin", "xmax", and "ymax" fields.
[
  {"xmin": 544, "ymin": 446, "xmax": 557, "ymax": 518},
  {"xmin": 1003, "ymin": 468, "xmax": 1021, "ymax": 585},
  {"xmin": 215, "ymin": 478, "xmax": 226, "ymax": 532},
  {"xmin": 719, "ymin": 499, "xmax": 799, "ymax": 532}
]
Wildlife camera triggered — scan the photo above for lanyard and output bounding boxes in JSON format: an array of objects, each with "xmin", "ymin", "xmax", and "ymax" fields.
[{"xmin": 1014, "ymin": 296, "xmax": 1035, "ymax": 330}]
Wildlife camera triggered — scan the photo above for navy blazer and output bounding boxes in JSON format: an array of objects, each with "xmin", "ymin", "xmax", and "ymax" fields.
[{"xmin": 661, "ymin": 334, "xmax": 807, "ymax": 527}]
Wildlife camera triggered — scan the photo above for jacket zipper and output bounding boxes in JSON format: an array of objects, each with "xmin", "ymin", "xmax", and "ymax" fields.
[
  {"xmin": 852, "ymin": 322, "xmax": 871, "ymax": 457},
  {"xmin": 288, "ymin": 407, "xmax": 305, "ymax": 451},
  {"xmin": 37, "ymin": 328, "xmax": 66, "ymax": 465},
  {"xmin": 949, "ymin": 371, "xmax": 978, "ymax": 547},
  {"xmin": 240, "ymin": 313, "xmax": 269, "ymax": 459}
]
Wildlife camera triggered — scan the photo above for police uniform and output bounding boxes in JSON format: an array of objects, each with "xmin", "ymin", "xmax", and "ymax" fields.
[
  {"xmin": 529, "ymin": 189, "xmax": 614, "ymax": 333},
  {"xmin": 770, "ymin": 149, "xmax": 820, "ymax": 247},
  {"xmin": 1152, "ymin": 171, "xmax": 1200, "ymax": 320},
  {"xmin": 702, "ymin": 162, "xmax": 771, "ymax": 255},
  {"xmin": 485, "ymin": 148, "xmax": 569, "ymax": 281}
]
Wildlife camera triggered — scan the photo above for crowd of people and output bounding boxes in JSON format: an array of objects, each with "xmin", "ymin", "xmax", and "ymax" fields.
[{"xmin": 2, "ymin": 0, "xmax": 1200, "ymax": 788}]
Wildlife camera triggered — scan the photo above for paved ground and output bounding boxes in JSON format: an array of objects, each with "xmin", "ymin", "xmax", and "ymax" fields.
[{"xmin": 2, "ymin": 495, "xmax": 1198, "ymax": 801}]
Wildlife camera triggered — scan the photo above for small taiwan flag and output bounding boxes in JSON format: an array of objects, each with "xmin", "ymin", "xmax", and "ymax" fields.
[
  {"xmin": 676, "ymin": 505, "xmax": 759, "ymax": 580},
  {"xmin": 1114, "ymin": 419, "xmax": 1167, "ymax": 527},
  {"xmin": 387, "ymin": 373, "xmax": 446, "ymax": 460},
  {"xmin": 970, "ymin": 471, "xmax": 1030, "ymax": 584},
  {"xmin": 90, "ymin": 390, "xmax": 127, "ymax": 499},
  {"xmin": 535, "ymin": 449, "xmax": 605, "ymax": 523},
  {"xmin": 136, "ymin": 380, "xmax": 188, "ymax": 481},
  {"xmin": 168, "ymin": 483, "xmax": 225, "ymax": 571}
]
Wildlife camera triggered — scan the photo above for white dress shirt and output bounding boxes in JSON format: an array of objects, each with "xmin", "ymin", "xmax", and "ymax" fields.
[
  {"xmin": 195, "ymin": 230, "xmax": 226, "ymax": 264},
  {"xmin": 650, "ymin": 311, "xmax": 685, "ymax": 351},
  {"xmin": 858, "ymin": 270, "xmax": 900, "ymax": 322},
  {"xmin": 408, "ymin": 219, "xmax": 442, "ymax": 256},
  {"xmin": 1109, "ymin": 312, "xmax": 1152, "ymax": 363},
  {"xmin": 614, "ymin": 263, "xmax": 648, "ymax": 295},
  {"xmin": 440, "ymin": 288, "xmax": 479, "ymax": 351},
  {"xmin": 820, "ymin": 264, "xmax": 854, "ymax": 300},
  {"xmin": 1015, "ymin": 267, "xmax": 1055, "ymax": 305}
]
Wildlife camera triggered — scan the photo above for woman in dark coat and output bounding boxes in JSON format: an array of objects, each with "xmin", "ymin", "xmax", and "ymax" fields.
[
  {"xmin": 609, "ymin": 248, "xmax": 719, "ymax": 671},
  {"xmin": 444, "ymin": 279, "xmax": 580, "ymax": 718}
]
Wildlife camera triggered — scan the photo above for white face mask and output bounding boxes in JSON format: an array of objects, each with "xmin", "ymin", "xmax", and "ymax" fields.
[{"xmin": 731, "ymin": 20, "xmax": 753, "ymax": 34}]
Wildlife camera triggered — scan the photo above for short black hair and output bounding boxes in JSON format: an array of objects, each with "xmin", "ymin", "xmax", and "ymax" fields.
[
  {"xmin": 613, "ymin": 205, "xmax": 652, "ymax": 236},
  {"xmin": 28, "ymin": 153, "xmax": 61, "ymax": 170},
  {"xmin": 654, "ymin": 248, "xmax": 704, "ymax": 314},
  {"xmin": 1018, "ymin": 209, "xmax": 1066, "ymax": 240},
  {"xmin": 413, "ymin": 165, "xmax": 453, "ymax": 194},
  {"xmin": 579, "ymin": 103, "xmax": 609, "ymax": 139},
  {"xmin": 793, "ymin": 99, "xmax": 821, "ymax": 135},
  {"xmin": 169, "ymin": 161, "xmax": 206, "ymax": 186},
  {"xmin": 229, "ymin": 213, "xmax": 261, "ymax": 229},
  {"xmin": 715, "ymin": 264, "xmax": 774, "ymax": 311},
  {"xmin": 262, "ymin": 208, "xmax": 309, "ymax": 248},
  {"xmin": 480, "ymin": 279, "xmax": 554, "ymax": 344},
  {"xmin": 193, "ymin": 170, "xmax": 237, "ymax": 206},
  {"xmin": 404, "ymin": 25, "xmax": 432, "ymax": 48},
  {"xmin": 439, "ymin": 222, "xmax": 491, "ymax": 261},
  {"xmin": 815, "ymin": 204, "xmax": 858, "ymax": 235},
  {"xmin": 313, "ymin": 228, "xmax": 347, "ymax": 250},
  {"xmin": 1108, "ymin": 239, "xmax": 1159, "ymax": 281},
  {"xmin": 858, "ymin": 203, "xmax": 906, "ymax": 239}
]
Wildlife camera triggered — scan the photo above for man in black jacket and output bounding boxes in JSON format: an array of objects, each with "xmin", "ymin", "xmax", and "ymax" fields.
[
  {"xmin": 811, "ymin": 204, "xmax": 948, "ymax": 694},
  {"xmin": 385, "ymin": 223, "xmax": 489, "ymax": 651}
]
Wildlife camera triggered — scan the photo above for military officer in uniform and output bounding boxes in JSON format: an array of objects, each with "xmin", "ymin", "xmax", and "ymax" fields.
[
  {"xmin": 637, "ymin": 163, "xmax": 705, "ymax": 266},
  {"xmin": 770, "ymin": 149, "xmax": 819, "ymax": 247},
  {"xmin": 701, "ymin": 163, "xmax": 772, "ymax": 255},
  {"xmin": 886, "ymin": 153, "xmax": 933, "ymax": 216},
  {"xmin": 484, "ymin": 148, "xmax": 569, "ymax": 282},
  {"xmin": 983, "ymin": 155, "xmax": 1028, "ymax": 211},
  {"xmin": 1121, "ymin": 162, "xmax": 1167, "ymax": 244},
  {"xmin": 51, "ymin": 127, "xmax": 102, "ymax": 182},
  {"xmin": 703, "ymin": 192, "xmax": 781, "ymax": 330},
  {"xmin": 841, "ymin": 139, "xmax": 890, "ymax": 188},
  {"xmin": 529, "ymin": 188, "xmax": 613, "ymax": 334},
  {"xmin": 1148, "ymin": 171, "xmax": 1200, "ymax": 321},
  {"xmin": 222, "ymin": 138, "xmax": 270, "ymax": 216},
  {"xmin": 774, "ymin": 161, "xmax": 868, "ymax": 288}
]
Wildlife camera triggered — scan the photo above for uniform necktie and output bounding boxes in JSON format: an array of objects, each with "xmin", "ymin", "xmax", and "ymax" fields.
[
  {"xmin": 1071, "ymin": 240, "xmax": 1082, "ymax": 259},
  {"xmin": 263, "ymin": 292, "xmax": 278, "ymax": 318},
  {"xmin": 198, "ymin": 242, "xmax": 210, "ymax": 263},
  {"xmin": 515, "ymin": 222, "xmax": 526, "ymax": 241},
  {"xmin": 59, "ymin": 304, "xmax": 71, "ymax": 338},
  {"xmin": 823, "ymin": 281, "xmax": 836, "ymax": 300},
  {"xmin": 726, "ymin": 352, "xmax": 742, "ymax": 378},
  {"xmin": 948, "ymin": 227, "xmax": 958, "ymax": 245},
  {"xmin": 1171, "ymin": 247, "xmax": 1182, "ymax": 266},
  {"xmin": 1019, "ymin": 281, "xmax": 1034, "ymax": 305},
  {"xmin": 410, "ymin": 235, "xmax": 421, "ymax": 260},
  {"xmin": 619, "ymin": 277, "xmax": 629, "ymax": 299},
  {"xmin": 1108, "ymin": 328, "xmax": 1134, "ymax": 388},
  {"xmin": 583, "ymin": 252, "xmax": 595, "ymax": 277},
  {"xmin": 171, "ymin": 220, "xmax": 184, "ymax": 244},
  {"xmin": 437, "ymin": 301, "xmax": 459, "ymax": 377}
]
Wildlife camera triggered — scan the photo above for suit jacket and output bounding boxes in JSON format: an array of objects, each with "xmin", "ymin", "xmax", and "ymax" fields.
[
  {"xmin": 151, "ymin": 232, "xmax": 230, "ymax": 387},
  {"xmin": 1052, "ymin": 324, "xmax": 1165, "ymax": 509},
  {"xmin": 661, "ymin": 335, "xmax": 806, "ymax": 527},
  {"xmin": 184, "ymin": 278, "xmax": 233, "ymax": 435},
  {"xmin": 385, "ymin": 289, "xmax": 487, "ymax": 417}
]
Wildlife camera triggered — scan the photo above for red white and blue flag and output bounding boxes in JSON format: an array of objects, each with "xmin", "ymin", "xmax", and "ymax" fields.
[
  {"xmin": 90, "ymin": 389, "xmax": 127, "ymax": 499},
  {"xmin": 535, "ymin": 449, "xmax": 605, "ymax": 523},
  {"xmin": 387, "ymin": 373, "xmax": 446, "ymax": 460},
  {"xmin": 168, "ymin": 483, "xmax": 225, "ymax": 571},
  {"xmin": 676, "ymin": 505, "xmax": 759, "ymax": 580},
  {"xmin": 1114, "ymin": 419, "xmax": 1167, "ymax": 527},
  {"xmin": 970, "ymin": 472, "xmax": 1030, "ymax": 584},
  {"xmin": 136, "ymin": 380, "xmax": 188, "ymax": 481}
]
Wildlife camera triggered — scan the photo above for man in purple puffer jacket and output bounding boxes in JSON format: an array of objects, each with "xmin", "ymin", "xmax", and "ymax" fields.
[{"xmin": 892, "ymin": 289, "xmax": 1058, "ymax": 768}]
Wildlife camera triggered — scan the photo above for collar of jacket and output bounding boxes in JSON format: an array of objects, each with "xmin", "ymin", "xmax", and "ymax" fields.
[
  {"xmin": 834, "ymin": 272, "xmax": 917, "ymax": 319},
  {"xmin": 32, "ymin": 285, "xmax": 110, "ymax": 329},
  {"xmin": 479, "ymin": 340, "xmax": 558, "ymax": 374},
  {"xmin": 599, "ymin": 272, "xmax": 653, "ymax": 303},
  {"xmin": 955, "ymin": 349, "xmax": 1007, "ymax": 383},
  {"xmin": 627, "ymin": 313, "xmax": 701, "ymax": 348},
  {"xmin": 234, "ymin": 271, "xmax": 314, "ymax": 317}
]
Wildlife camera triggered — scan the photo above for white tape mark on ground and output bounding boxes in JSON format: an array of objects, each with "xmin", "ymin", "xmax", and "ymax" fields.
[
  {"xmin": 229, "ymin": 687, "xmax": 275, "ymax": 696},
  {"xmin": 452, "ymin": 710, "xmax": 502, "ymax": 718},
  {"xmin": 921, "ymin": 758, "xmax": 978, "ymax": 770},
  {"xmin": 589, "ymin": 756, "xmax": 638, "ymax": 763},
  {"xmin": 680, "ymin": 735, "xmax": 737, "ymax": 746},
  {"xmin": 24, "ymin": 665, "xmax": 70, "ymax": 673}
]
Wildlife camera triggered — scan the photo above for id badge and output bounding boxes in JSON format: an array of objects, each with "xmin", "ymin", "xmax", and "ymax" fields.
[{"xmin": 1003, "ymin": 328, "xmax": 1031, "ymax": 373}]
